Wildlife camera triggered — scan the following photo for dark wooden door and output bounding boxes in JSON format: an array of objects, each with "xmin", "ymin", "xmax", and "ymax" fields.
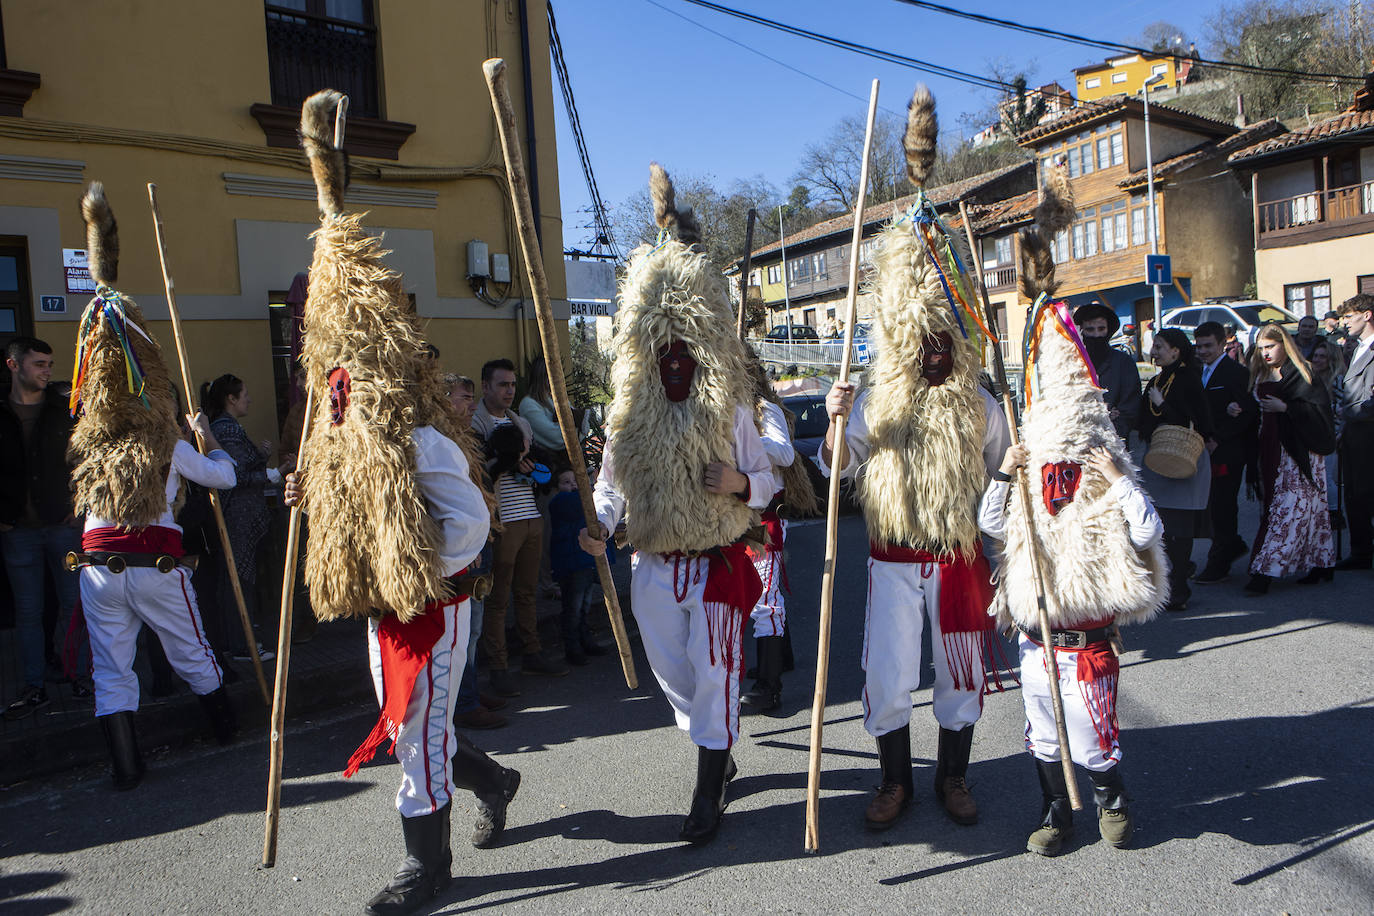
[{"xmin": 0, "ymin": 242, "xmax": 35, "ymax": 391}]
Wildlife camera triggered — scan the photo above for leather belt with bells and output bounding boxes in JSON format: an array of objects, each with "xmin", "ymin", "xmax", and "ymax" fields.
[{"xmin": 65, "ymin": 551, "xmax": 179, "ymax": 574}]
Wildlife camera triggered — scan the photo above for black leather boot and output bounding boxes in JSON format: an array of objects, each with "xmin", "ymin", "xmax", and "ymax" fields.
[
  {"xmin": 679, "ymin": 746, "xmax": 731, "ymax": 845},
  {"xmin": 1089, "ymin": 764, "xmax": 1133, "ymax": 848},
  {"xmin": 197, "ymin": 685, "xmax": 239, "ymax": 746},
  {"xmin": 864, "ymin": 725, "xmax": 913, "ymax": 830},
  {"xmin": 98, "ymin": 711, "xmax": 145, "ymax": 791},
  {"xmin": 364, "ymin": 804, "xmax": 452, "ymax": 916},
  {"xmin": 1027, "ymin": 758, "xmax": 1075, "ymax": 856},
  {"xmin": 933, "ymin": 725, "xmax": 978, "ymax": 825},
  {"xmin": 451, "ymin": 734, "xmax": 521, "ymax": 849},
  {"xmin": 740, "ymin": 635, "xmax": 783, "ymax": 715}
]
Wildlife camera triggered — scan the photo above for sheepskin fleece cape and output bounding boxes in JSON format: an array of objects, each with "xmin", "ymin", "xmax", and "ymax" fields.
[
  {"xmin": 300, "ymin": 213, "xmax": 454, "ymax": 623},
  {"xmin": 991, "ymin": 326, "xmax": 1168, "ymax": 629},
  {"xmin": 857, "ymin": 218, "xmax": 987, "ymax": 555},
  {"xmin": 606, "ymin": 237, "xmax": 756, "ymax": 554},
  {"xmin": 68, "ymin": 292, "xmax": 179, "ymax": 529}
]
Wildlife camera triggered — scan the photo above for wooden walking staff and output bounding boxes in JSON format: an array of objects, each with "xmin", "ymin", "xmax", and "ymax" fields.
[
  {"xmin": 262, "ymin": 95, "xmax": 345, "ymax": 868},
  {"xmin": 805, "ymin": 78, "xmax": 880, "ymax": 853},
  {"xmin": 147, "ymin": 183, "xmax": 270, "ymax": 708},
  {"xmin": 957, "ymin": 199, "xmax": 1082, "ymax": 810},
  {"xmin": 482, "ymin": 57, "xmax": 637, "ymax": 690},
  {"xmin": 262, "ymin": 385, "xmax": 316, "ymax": 868}
]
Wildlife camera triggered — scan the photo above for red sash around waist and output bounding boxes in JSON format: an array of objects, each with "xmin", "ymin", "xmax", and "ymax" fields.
[
  {"xmin": 868, "ymin": 540, "xmax": 995, "ymax": 637},
  {"xmin": 83, "ymin": 526, "xmax": 185, "ymax": 558}
]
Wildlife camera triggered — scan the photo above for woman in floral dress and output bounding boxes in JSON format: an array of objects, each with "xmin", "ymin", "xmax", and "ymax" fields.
[{"xmin": 1244, "ymin": 326, "xmax": 1337, "ymax": 594}]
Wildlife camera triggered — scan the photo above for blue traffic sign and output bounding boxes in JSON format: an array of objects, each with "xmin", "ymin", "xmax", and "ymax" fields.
[{"xmin": 1145, "ymin": 254, "xmax": 1172, "ymax": 286}]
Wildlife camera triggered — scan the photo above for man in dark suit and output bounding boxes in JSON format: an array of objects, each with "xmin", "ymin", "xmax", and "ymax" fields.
[
  {"xmin": 1192, "ymin": 321, "xmax": 1258, "ymax": 583},
  {"xmin": 1074, "ymin": 303, "xmax": 1141, "ymax": 443},
  {"xmin": 1337, "ymin": 294, "xmax": 1374, "ymax": 569}
]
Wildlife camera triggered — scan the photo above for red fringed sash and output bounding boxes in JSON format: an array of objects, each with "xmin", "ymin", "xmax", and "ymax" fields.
[
  {"xmin": 1075, "ymin": 642, "xmax": 1120, "ymax": 752},
  {"xmin": 343, "ymin": 584, "xmax": 469, "ymax": 778}
]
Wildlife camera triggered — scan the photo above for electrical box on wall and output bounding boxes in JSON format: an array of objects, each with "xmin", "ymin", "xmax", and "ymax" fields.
[
  {"xmin": 490, "ymin": 253, "xmax": 511, "ymax": 284},
  {"xmin": 466, "ymin": 240, "xmax": 490, "ymax": 279}
]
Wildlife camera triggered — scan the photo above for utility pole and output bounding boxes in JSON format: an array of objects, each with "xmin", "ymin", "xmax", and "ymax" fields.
[{"xmin": 778, "ymin": 205, "xmax": 793, "ymax": 340}]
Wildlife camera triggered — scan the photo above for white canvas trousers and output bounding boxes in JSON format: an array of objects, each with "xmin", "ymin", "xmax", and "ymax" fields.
[
  {"xmin": 1019, "ymin": 634, "xmax": 1122, "ymax": 773},
  {"xmin": 368, "ymin": 597, "xmax": 470, "ymax": 817},
  {"xmin": 749, "ymin": 529, "xmax": 787, "ymax": 639},
  {"xmin": 631, "ymin": 551, "xmax": 745, "ymax": 750},
  {"xmin": 82, "ymin": 565, "xmax": 223, "ymax": 717},
  {"xmin": 861, "ymin": 558, "xmax": 986, "ymax": 738}
]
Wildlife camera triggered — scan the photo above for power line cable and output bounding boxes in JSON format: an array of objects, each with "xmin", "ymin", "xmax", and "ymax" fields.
[
  {"xmin": 547, "ymin": 1, "xmax": 621, "ymax": 261},
  {"xmin": 891, "ymin": 0, "xmax": 1365, "ymax": 83}
]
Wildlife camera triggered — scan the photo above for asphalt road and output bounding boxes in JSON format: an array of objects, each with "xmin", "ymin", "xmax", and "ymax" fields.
[{"xmin": 2, "ymin": 504, "xmax": 1371, "ymax": 915}]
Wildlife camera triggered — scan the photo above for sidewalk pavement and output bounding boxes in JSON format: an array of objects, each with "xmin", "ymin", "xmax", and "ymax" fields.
[{"xmin": 0, "ymin": 563, "xmax": 634, "ymax": 788}]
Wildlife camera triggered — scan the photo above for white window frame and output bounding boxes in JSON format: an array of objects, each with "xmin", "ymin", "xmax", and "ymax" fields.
[
  {"xmin": 1111, "ymin": 72, "xmax": 1128, "ymax": 84},
  {"xmin": 1085, "ymin": 76, "xmax": 1101, "ymax": 89}
]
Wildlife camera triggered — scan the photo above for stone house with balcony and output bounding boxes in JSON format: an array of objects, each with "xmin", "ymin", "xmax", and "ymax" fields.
[
  {"xmin": 1006, "ymin": 95, "xmax": 1280, "ymax": 353},
  {"xmin": 732, "ymin": 160, "xmax": 1034, "ymax": 337},
  {"xmin": 1226, "ymin": 106, "xmax": 1374, "ymax": 316}
]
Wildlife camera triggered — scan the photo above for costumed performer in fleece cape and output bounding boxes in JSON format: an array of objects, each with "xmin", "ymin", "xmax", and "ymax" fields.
[
  {"xmin": 977, "ymin": 162, "xmax": 1168, "ymax": 857},
  {"xmin": 739, "ymin": 352, "xmax": 819, "ymax": 716},
  {"xmin": 821, "ymin": 86, "xmax": 1011, "ymax": 832},
  {"xmin": 578, "ymin": 164, "xmax": 774, "ymax": 847},
  {"xmin": 282, "ymin": 90, "xmax": 505, "ymax": 916},
  {"xmin": 67, "ymin": 183, "xmax": 240, "ymax": 792}
]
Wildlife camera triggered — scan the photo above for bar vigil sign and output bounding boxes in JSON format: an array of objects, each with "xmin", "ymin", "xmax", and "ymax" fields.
[{"xmin": 564, "ymin": 258, "xmax": 616, "ymax": 318}]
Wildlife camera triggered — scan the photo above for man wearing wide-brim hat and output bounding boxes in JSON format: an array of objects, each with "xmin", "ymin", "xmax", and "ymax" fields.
[{"xmin": 1074, "ymin": 303, "xmax": 1142, "ymax": 444}]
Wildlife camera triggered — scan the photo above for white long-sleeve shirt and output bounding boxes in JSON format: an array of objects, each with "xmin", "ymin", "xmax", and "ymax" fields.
[
  {"xmin": 593, "ymin": 404, "xmax": 774, "ymax": 537},
  {"xmin": 817, "ymin": 386, "xmax": 1010, "ymax": 480},
  {"xmin": 412, "ymin": 425, "xmax": 490, "ymax": 577},
  {"xmin": 977, "ymin": 475, "xmax": 1164, "ymax": 551},
  {"xmin": 758, "ymin": 400, "xmax": 795, "ymax": 495},
  {"xmin": 85, "ymin": 438, "xmax": 237, "ymax": 533}
]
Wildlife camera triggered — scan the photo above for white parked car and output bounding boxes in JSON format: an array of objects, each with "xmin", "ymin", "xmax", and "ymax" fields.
[{"xmin": 1161, "ymin": 300, "xmax": 1300, "ymax": 348}]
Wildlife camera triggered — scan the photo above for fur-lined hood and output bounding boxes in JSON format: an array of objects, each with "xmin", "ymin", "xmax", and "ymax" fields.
[{"xmin": 604, "ymin": 164, "xmax": 756, "ymax": 553}]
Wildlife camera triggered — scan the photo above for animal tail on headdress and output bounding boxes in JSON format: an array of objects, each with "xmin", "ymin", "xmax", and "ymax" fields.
[
  {"xmin": 649, "ymin": 161, "xmax": 701, "ymax": 246},
  {"xmin": 80, "ymin": 183, "xmax": 119, "ymax": 288},
  {"xmin": 1017, "ymin": 159, "xmax": 1074, "ymax": 300},
  {"xmin": 299, "ymin": 89, "xmax": 349, "ymax": 219},
  {"xmin": 903, "ymin": 85, "xmax": 938, "ymax": 190}
]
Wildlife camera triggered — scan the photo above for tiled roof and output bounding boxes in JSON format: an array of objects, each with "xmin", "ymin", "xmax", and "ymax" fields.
[
  {"xmin": 1227, "ymin": 108, "xmax": 1374, "ymax": 164},
  {"xmin": 1117, "ymin": 119, "xmax": 1284, "ymax": 190},
  {"xmin": 967, "ymin": 189, "xmax": 1038, "ymax": 232},
  {"xmin": 744, "ymin": 160, "xmax": 1032, "ymax": 262},
  {"xmin": 1017, "ymin": 93, "xmax": 1237, "ymax": 145}
]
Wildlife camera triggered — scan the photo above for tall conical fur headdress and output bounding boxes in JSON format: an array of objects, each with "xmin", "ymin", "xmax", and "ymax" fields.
[
  {"xmin": 857, "ymin": 86, "xmax": 991, "ymax": 555},
  {"xmin": 990, "ymin": 300, "xmax": 1168, "ymax": 628},
  {"xmin": 605, "ymin": 163, "xmax": 756, "ymax": 553},
  {"xmin": 67, "ymin": 183, "xmax": 179, "ymax": 528},
  {"xmin": 297, "ymin": 89, "xmax": 487, "ymax": 624}
]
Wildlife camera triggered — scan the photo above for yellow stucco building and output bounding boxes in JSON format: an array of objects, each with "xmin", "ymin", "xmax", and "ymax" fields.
[{"xmin": 0, "ymin": 0, "xmax": 568, "ymax": 447}]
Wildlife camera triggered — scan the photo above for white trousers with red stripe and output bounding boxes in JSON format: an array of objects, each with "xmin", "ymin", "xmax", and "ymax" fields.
[
  {"xmin": 367, "ymin": 598, "xmax": 470, "ymax": 817},
  {"xmin": 1019, "ymin": 635, "xmax": 1121, "ymax": 773},
  {"xmin": 630, "ymin": 551, "xmax": 745, "ymax": 750},
  {"xmin": 861, "ymin": 558, "xmax": 986, "ymax": 738},
  {"xmin": 81, "ymin": 565, "xmax": 223, "ymax": 717},
  {"xmin": 749, "ymin": 529, "xmax": 787, "ymax": 638}
]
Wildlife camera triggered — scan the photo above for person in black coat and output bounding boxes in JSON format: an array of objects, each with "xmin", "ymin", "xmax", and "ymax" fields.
[
  {"xmin": 1243, "ymin": 325, "xmax": 1337, "ymax": 592},
  {"xmin": 1193, "ymin": 321, "xmax": 1259, "ymax": 583},
  {"xmin": 1138, "ymin": 328, "xmax": 1215, "ymax": 611},
  {"xmin": 1075, "ymin": 303, "xmax": 1142, "ymax": 443}
]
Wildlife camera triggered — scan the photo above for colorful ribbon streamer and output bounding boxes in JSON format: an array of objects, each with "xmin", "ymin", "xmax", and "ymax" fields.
[{"xmin": 69, "ymin": 286, "xmax": 151, "ymax": 417}]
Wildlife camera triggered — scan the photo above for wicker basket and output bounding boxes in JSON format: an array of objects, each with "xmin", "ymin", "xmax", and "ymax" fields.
[{"xmin": 1145, "ymin": 423, "xmax": 1204, "ymax": 479}]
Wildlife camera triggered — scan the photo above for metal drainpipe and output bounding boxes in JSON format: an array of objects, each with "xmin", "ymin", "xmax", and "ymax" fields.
[{"xmin": 518, "ymin": 0, "xmax": 542, "ymax": 248}]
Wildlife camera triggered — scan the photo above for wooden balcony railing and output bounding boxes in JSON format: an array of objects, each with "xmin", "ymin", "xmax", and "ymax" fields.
[
  {"xmin": 1258, "ymin": 180, "xmax": 1374, "ymax": 236},
  {"xmin": 985, "ymin": 265, "xmax": 1017, "ymax": 291}
]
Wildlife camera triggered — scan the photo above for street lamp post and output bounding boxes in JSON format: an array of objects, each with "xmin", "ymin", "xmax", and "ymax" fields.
[{"xmin": 1142, "ymin": 72, "xmax": 1165, "ymax": 330}]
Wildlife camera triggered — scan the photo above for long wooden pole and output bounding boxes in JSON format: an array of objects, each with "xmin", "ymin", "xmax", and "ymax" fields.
[
  {"xmin": 147, "ymin": 183, "xmax": 270, "ymax": 707},
  {"xmin": 483, "ymin": 58, "xmax": 636, "ymax": 690},
  {"xmin": 957, "ymin": 200, "xmax": 1082, "ymax": 810},
  {"xmin": 262, "ymin": 96, "xmax": 347, "ymax": 868},
  {"xmin": 262, "ymin": 386, "xmax": 315, "ymax": 868},
  {"xmin": 736, "ymin": 207, "xmax": 757, "ymax": 340},
  {"xmin": 805, "ymin": 78, "xmax": 880, "ymax": 853}
]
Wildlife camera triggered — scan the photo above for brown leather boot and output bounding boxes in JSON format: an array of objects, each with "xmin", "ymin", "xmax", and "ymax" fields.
[
  {"xmin": 864, "ymin": 725, "xmax": 913, "ymax": 831},
  {"xmin": 934, "ymin": 725, "xmax": 978, "ymax": 825}
]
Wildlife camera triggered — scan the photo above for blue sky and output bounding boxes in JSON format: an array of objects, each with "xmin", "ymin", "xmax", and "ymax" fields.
[{"xmin": 550, "ymin": 0, "xmax": 1216, "ymax": 251}]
